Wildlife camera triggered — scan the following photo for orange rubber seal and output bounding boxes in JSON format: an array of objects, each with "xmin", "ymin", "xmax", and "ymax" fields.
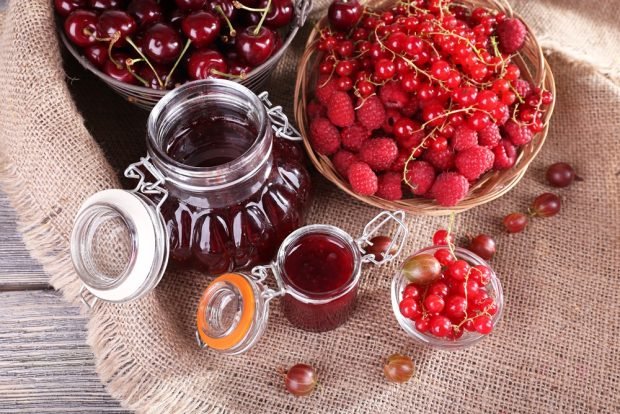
[{"xmin": 196, "ymin": 273, "xmax": 256, "ymax": 351}]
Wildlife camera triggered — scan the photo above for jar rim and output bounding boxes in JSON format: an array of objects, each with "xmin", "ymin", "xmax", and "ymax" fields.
[{"xmin": 276, "ymin": 224, "xmax": 362, "ymax": 304}]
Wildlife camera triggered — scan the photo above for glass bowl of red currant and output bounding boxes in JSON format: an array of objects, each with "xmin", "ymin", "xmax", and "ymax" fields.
[{"xmin": 391, "ymin": 246, "xmax": 503, "ymax": 350}]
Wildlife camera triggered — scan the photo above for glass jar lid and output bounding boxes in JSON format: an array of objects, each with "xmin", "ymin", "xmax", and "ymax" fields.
[{"xmin": 70, "ymin": 188, "xmax": 169, "ymax": 304}]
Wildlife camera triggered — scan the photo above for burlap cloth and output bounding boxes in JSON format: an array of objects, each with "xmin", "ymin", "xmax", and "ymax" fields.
[{"xmin": 1, "ymin": 0, "xmax": 619, "ymax": 412}]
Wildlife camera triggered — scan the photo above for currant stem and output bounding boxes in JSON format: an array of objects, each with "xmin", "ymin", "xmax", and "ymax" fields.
[
  {"xmin": 165, "ymin": 38, "xmax": 192, "ymax": 89},
  {"xmin": 125, "ymin": 36, "xmax": 164, "ymax": 89}
]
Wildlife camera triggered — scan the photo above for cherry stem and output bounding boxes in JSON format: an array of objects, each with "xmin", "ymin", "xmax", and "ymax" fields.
[
  {"xmin": 210, "ymin": 69, "xmax": 247, "ymax": 80},
  {"xmin": 125, "ymin": 36, "xmax": 164, "ymax": 89},
  {"xmin": 107, "ymin": 32, "xmax": 122, "ymax": 68},
  {"xmin": 215, "ymin": 5, "xmax": 237, "ymax": 37},
  {"xmin": 125, "ymin": 58, "xmax": 150, "ymax": 88},
  {"xmin": 165, "ymin": 38, "xmax": 192, "ymax": 89},
  {"xmin": 233, "ymin": 0, "xmax": 269, "ymax": 13},
  {"xmin": 253, "ymin": 0, "xmax": 272, "ymax": 36}
]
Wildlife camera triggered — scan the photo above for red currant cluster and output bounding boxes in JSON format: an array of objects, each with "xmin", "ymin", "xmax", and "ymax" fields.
[
  {"xmin": 398, "ymin": 230, "xmax": 498, "ymax": 340},
  {"xmin": 56, "ymin": 0, "xmax": 293, "ymax": 90},
  {"xmin": 307, "ymin": 0, "xmax": 553, "ymax": 206}
]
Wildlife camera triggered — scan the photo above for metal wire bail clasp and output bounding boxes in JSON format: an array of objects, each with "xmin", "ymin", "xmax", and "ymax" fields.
[
  {"xmin": 124, "ymin": 156, "xmax": 169, "ymax": 211},
  {"xmin": 258, "ymin": 91, "xmax": 302, "ymax": 142},
  {"xmin": 251, "ymin": 264, "xmax": 286, "ymax": 304},
  {"xmin": 79, "ymin": 285, "xmax": 98, "ymax": 310},
  {"xmin": 357, "ymin": 211, "xmax": 409, "ymax": 265}
]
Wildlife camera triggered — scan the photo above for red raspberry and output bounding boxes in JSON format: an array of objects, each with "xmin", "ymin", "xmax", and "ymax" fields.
[
  {"xmin": 423, "ymin": 147, "xmax": 455, "ymax": 171},
  {"xmin": 452, "ymin": 125, "xmax": 478, "ymax": 151},
  {"xmin": 431, "ymin": 172, "xmax": 470, "ymax": 206},
  {"xmin": 332, "ymin": 149, "xmax": 358, "ymax": 177},
  {"xmin": 455, "ymin": 146, "xmax": 495, "ymax": 181},
  {"xmin": 315, "ymin": 76, "xmax": 338, "ymax": 105},
  {"xmin": 379, "ymin": 81, "xmax": 409, "ymax": 109},
  {"xmin": 478, "ymin": 123, "xmax": 501, "ymax": 148},
  {"xmin": 382, "ymin": 109, "xmax": 402, "ymax": 134},
  {"xmin": 359, "ymin": 138, "xmax": 399, "ymax": 171},
  {"xmin": 504, "ymin": 120, "xmax": 533, "ymax": 145},
  {"xmin": 348, "ymin": 161, "xmax": 378, "ymax": 196},
  {"xmin": 405, "ymin": 160, "xmax": 435, "ymax": 195},
  {"xmin": 327, "ymin": 91, "xmax": 355, "ymax": 127},
  {"xmin": 341, "ymin": 124, "xmax": 369, "ymax": 152},
  {"xmin": 390, "ymin": 150, "xmax": 408, "ymax": 172},
  {"xmin": 307, "ymin": 100, "xmax": 326, "ymax": 120},
  {"xmin": 309, "ymin": 117, "xmax": 340, "ymax": 155},
  {"xmin": 496, "ymin": 18, "xmax": 527, "ymax": 54},
  {"xmin": 493, "ymin": 139, "xmax": 518, "ymax": 170},
  {"xmin": 376, "ymin": 172, "xmax": 403, "ymax": 200},
  {"xmin": 356, "ymin": 96, "xmax": 386, "ymax": 131},
  {"xmin": 513, "ymin": 79, "xmax": 532, "ymax": 99}
]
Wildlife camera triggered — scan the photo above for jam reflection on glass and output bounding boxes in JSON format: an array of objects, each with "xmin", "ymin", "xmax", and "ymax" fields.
[
  {"xmin": 281, "ymin": 232, "xmax": 358, "ymax": 332},
  {"xmin": 155, "ymin": 114, "xmax": 311, "ymax": 275}
]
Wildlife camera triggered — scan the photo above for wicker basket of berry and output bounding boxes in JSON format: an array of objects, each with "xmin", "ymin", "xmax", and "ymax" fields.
[
  {"xmin": 294, "ymin": 0, "xmax": 555, "ymax": 215},
  {"xmin": 56, "ymin": 0, "xmax": 312, "ymax": 110}
]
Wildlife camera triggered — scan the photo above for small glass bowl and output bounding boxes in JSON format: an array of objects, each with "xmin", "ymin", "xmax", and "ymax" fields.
[{"xmin": 391, "ymin": 246, "xmax": 504, "ymax": 350}]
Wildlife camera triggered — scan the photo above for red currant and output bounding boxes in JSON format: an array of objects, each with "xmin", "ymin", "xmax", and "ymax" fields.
[
  {"xmin": 399, "ymin": 297, "xmax": 422, "ymax": 320},
  {"xmin": 473, "ymin": 315, "xmax": 493, "ymax": 334},
  {"xmin": 429, "ymin": 315, "xmax": 452, "ymax": 337},
  {"xmin": 432, "ymin": 229, "xmax": 453, "ymax": 246},
  {"xmin": 434, "ymin": 249, "xmax": 456, "ymax": 266},
  {"xmin": 447, "ymin": 260, "xmax": 470, "ymax": 281},
  {"xmin": 424, "ymin": 294, "xmax": 445, "ymax": 313}
]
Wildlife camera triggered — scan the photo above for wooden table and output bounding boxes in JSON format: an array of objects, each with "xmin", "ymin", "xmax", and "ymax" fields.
[{"xmin": 0, "ymin": 191, "xmax": 129, "ymax": 413}]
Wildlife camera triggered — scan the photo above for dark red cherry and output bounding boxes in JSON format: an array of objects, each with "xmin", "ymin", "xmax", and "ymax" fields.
[
  {"xmin": 88, "ymin": 0, "xmax": 125, "ymax": 10},
  {"xmin": 229, "ymin": 59, "xmax": 252, "ymax": 77},
  {"xmin": 103, "ymin": 52, "xmax": 138, "ymax": 84},
  {"xmin": 206, "ymin": 0, "xmax": 237, "ymax": 21},
  {"xmin": 328, "ymin": 0, "xmax": 363, "ymax": 31},
  {"xmin": 174, "ymin": 0, "xmax": 205, "ymax": 11},
  {"xmin": 142, "ymin": 23, "xmax": 182, "ymax": 64},
  {"xmin": 235, "ymin": 26, "xmax": 277, "ymax": 66},
  {"xmin": 84, "ymin": 43, "xmax": 108, "ymax": 68},
  {"xmin": 187, "ymin": 49, "xmax": 228, "ymax": 79},
  {"xmin": 182, "ymin": 11, "xmax": 221, "ymax": 48},
  {"xmin": 64, "ymin": 10, "xmax": 98, "ymax": 47},
  {"xmin": 127, "ymin": 0, "xmax": 163, "ymax": 27},
  {"xmin": 138, "ymin": 64, "xmax": 178, "ymax": 90},
  {"xmin": 237, "ymin": 0, "xmax": 259, "ymax": 6},
  {"xmin": 261, "ymin": 0, "xmax": 294, "ymax": 28},
  {"xmin": 54, "ymin": 0, "xmax": 86, "ymax": 17},
  {"xmin": 169, "ymin": 8, "xmax": 186, "ymax": 28},
  {"xmin": 96, "ymin": 10, "xmax": 137, "ymax": 46}
]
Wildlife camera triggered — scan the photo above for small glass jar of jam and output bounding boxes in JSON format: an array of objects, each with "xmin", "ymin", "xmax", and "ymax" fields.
[
  {"xmin": 195, "ymin": 211, "xmax": 408, "ymax": 355},
  {"xmin": 70, "ymin": 80, "xmax": 310, "ymax": 305}
]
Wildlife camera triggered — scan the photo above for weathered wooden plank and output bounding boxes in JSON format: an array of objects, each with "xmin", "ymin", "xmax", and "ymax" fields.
[
  {"xmin": 0, "ymin": 290, "xmax": 130, "ymax": 413},
  {"xmin": 0, "ymin": 190, "xmax": 48, "ymax": 290}
]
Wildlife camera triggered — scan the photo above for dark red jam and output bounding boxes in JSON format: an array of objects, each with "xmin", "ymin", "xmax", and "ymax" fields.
[
  {"xmin": 154, "ymin": 116, "xmax": 311, "ymax": 275},
  {"xmin": 281, "ymin": 232, "xmax": 359, "ymax": 332}
]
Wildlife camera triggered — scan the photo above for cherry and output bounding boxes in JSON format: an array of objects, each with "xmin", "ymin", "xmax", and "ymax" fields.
[
  {"xmin": 182, "ymin": 11, "xmax": 221, "ymax": 48},
  {"xmin": 89, "ymin": 0, "xmax": 124, "ymax": 9},
  {"xmin": 54, "ymin": 0, "xmax": 86, "ymax": 17},
  {"xmin": 187, "ymin": 49, "xmax": 228, "ymax": 79},
  {"xmin": 175, "ymin": 0, "xmax": 206, "ymax": 11},
  {"xmin": 503, "ymin": 212, "xmax": 528, "ymax": 233},
  {"xmin": 64, "ymin": 10, "xmax": 98, "ymax": 47},
  {"xmin": 328, "ymin": 0, "xmax": 363, "ymax": 31},
  {"xmin": 432, "ymin": 229, "xmax": 453, "ymax": 246},
  {"xmin": 127, "ymin": 0, "xmax": 163, "ymax": 28},
  {"xmin": 103, "ymin": 52, "xmax": 137, "ymax": 84},
  {"xmin": 468, "ymin": 234, "xmax": 496, "ymax": 260},
  {"xmin": 96, "ymin": 10, "xmax": 138, "ymax": 47},
  {"xmin": 142, "ymin": 23, "xmax": 182, "ymax": 64},
  {"xmin": 229, "ymin": 59, "xmax": 252, "ymax": 77},
  {"xmin": 236, "ymin": 25, "xmax": 277, "ymax": 66},
  {"xmin": 530, "ymin": 193, "xmax": 561, "ymax": 217},
  {"xmin": 260, "ymin": 0, "xmax": 294, "ymax": 28},
  {"xmin": 546, "ymin": 162, "xmax": 578, "ymax": 188},
  {"xmin": 84, "ymin": 43, "xmax": 108, "ymax": 68},
  {"xmin": 139, "ymin": 64, "xmax": 177, "ymax": 90}
]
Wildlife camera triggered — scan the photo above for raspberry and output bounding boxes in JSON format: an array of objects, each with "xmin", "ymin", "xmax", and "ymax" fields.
[
  {"xmin": 315, "ymin": 76, "xmax": 338, "ymax": 105},
  {"xmin": 423, "ymin": 147, "xmax": 455, "ymax": 171},
  {"xmin": 348, "ymin": 161, "xmax": 378, "ymax": 196},
  {"xmin": 496, "ymin": 18, "xmax": 527, "ymax": 54},
  {"xmin": 376, "ymin": 172, "xmax": 403, "ymax": 200},
  {"xmin": 405, "ymin": 161, "xmax": 436, "ymax": 195},
  {"xmin": 390, "ymin": 151, "xmax": 408, "ymax": 172},
  {"xmin": 341, "ymin": 124, "xmax": 369, "ymax": 152},
  {"xmin": 359, "ymin": 138, "xmax": 399, "ymax": 171},
  {"xmin": 307, "ymin": 100, "xmax": 326, "ymax": 120},
  {"xmin": 309, "ymin": 117, "xmax": 340, "ymax": 155},
  {"xmin": 513, "ymin": 79, "xmax": 532, "ymax": 100},
  {"xmin": 493, "ymin": 139, "xmax": 518, "ymax": 170},
  {"xmin": 356, "ymin": 96, "xmax": 386, "ymax": 131},
  {"xmin": 431, "ymin": 172, "xmax": 470, "ymax": 206},
  {"xmin": 478, "ymin": 123, "xmax": 501, "ymax": 148},
  {"xmin": 503, "ymin": 120, "xmax": 533, "ymax": 145},
  {"xmin": 379, "ymin": 81, "xmax": 409, "ymax": 109},
  {"xmin": 452, "ymin": 125, "xmax": 478, "ymax": 151},
  {"xmin": 327, "ymin": 91, "xmax": 355, "ymax": 127},
  {"xmin": 332, "ymin": 149, "xmax": 358, "ymax": 177},
  {"xmin": 455, "ymin": 145, "xmax": 495, "ymax": 181},
  {"xmin": 382, "ymin": 109, "xmax": 402, "ymax": 134}
]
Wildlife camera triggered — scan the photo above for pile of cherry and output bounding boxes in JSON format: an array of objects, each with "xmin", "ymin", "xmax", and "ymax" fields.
[
  {"xmin": 307, "ymin": 0, "xmax": 553, "ymax": 206},
  {"xmin": 55, "ymin": 0, "xmax": 294, "ymax": 90}
]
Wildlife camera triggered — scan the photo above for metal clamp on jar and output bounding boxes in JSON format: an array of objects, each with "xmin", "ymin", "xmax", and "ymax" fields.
[
  {"xmin": 195, "ymin": 211, "xmax": 408, "ymax": 355},
  {"xmin": 70, "ymin": 79, "xmax": 311, "ymax": 307}
]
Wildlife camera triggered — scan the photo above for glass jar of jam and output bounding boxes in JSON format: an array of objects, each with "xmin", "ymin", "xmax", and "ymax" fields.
[
  {"xmin": 195, "ymin": 211, "xmax": 408, "ymax": 355},
  {"xmin": 70, "ymin": 80, "xmax": 310, "ymax": 305}
]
